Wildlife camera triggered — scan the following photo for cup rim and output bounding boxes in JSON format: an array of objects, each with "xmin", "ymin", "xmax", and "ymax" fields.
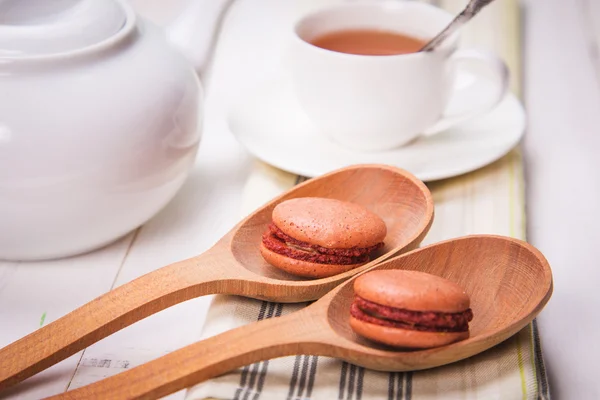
[{"xmin": 292, "ymin": 0, "xmax": 459, "ymax": 60}]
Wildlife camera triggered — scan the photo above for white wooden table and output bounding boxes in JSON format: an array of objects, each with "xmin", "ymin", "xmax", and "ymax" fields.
[{"xmin": 1, "ymin": 1, "xmax": 599, "ymax": 399}]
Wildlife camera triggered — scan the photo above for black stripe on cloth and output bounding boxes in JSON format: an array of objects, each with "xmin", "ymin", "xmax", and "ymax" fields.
[
  {"xmin": 241, "ymin": 362, "xmax": 261, "ymax": 400},
  {"xmin": 242, "ymin": 303, "xmax": 277, "ymax": 400},
  {"xmin": 396, "ymin": 373, "xmax": 404, "ymax": 400},
  {"xmin": 253, "ymin": 303, "xmax": 284, "ymax": 400},
  {"xmin": 234, "ymin": 368, "xmax": 249, "ymax": 400},
  {"xmin": 287, "ymin": 356, "xmax": 303, "ymax": 400},
  {"xmin": 234, "ymin": 301, "xmax": 269, "ymax": 400},
  {"xmin": 388, "ymin": 373, "xmax": 395, "ymax": 400},
  {"xmin": 355, "ymin": 367, "xmax": 365, "ymax": 400},
  {"xmin": 254, "ymin": 305, "xmax": 284, "ymax": 399},
  {"xmin": 234, "ymin": 302, "xmax": 278, "ymax": 400},
  {"xmin": 405, "ymin": 371, "xmax": 413, "ymax": 400},
  {"xmin": 346, "ymin": 363, "xmax": 357, "ymax": 400},
  {"xmin": 532, "ymin": 319, "xmax": 550, "ymax": 399},
  {"xmin": 305, "ymin": 355, "xmax": 319, "ymax": 399},
  {"xmin": 296, "ymin": 355, "xmax": 311, "ymax": 398},
  {"xmin": 338, "ymin": 362, "xmax": 349, "ymax": 400},
  {"xmin": 251, "ymin": 362, "xmax": 269, "ymax": 400}
]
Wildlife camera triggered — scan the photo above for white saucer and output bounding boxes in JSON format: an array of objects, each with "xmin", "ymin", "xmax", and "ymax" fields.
[{"xmin": 227, "ymin": 77, "xmax": 526, "ymax": 181}]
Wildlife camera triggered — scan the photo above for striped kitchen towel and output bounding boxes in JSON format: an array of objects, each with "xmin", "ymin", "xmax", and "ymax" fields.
[{"xmin": 186, "ymin": 0, "xmax": 551, "ymax": 398}]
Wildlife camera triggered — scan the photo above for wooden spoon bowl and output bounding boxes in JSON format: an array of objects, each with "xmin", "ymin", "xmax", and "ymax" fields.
[
  {"xmin": 325, "ymin": 235, "xmax": 553, "ymax": 370},
  {"xmin": 50, "ymin": 235, "xmax": 552, "ymax": 399},
  {"xmin": 0, "ymin": 164, "xmax": 434, "ymax": 390}
]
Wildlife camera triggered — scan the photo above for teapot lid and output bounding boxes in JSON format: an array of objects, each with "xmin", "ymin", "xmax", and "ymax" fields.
[{"xmin": 0, "ymin": 0, "xmax": 129, "ymax": 57}]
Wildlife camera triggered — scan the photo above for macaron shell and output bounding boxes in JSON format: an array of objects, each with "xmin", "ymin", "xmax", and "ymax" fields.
[
  {"xmin": 354, "ymin": 270, "xmax": 470, "ymax": 313},
  {"xmin": 272, "ymin": 197, "xmax": 386, "ymax": 249},
  {"xmin": 260, "ymin": 243, "xmax": 364, "ymax": 279},
  {"xmin": 349, "ymin": 316, "xmax": 470, "ymax": 349}
]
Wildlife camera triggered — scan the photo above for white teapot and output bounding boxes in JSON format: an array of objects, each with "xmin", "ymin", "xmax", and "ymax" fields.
[{"xmin": 0, "ymin": 0, "xmax": 208, "ymax": 260}]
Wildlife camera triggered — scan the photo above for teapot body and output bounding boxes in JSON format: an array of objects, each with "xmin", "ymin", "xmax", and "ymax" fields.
[{"xmin": 0, "ymin": 16, "xmax": 202, "ymax": 260}]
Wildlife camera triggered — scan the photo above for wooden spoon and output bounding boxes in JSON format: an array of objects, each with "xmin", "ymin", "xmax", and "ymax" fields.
[
  {"xmin": 0, "ymin": 164, "xmax": 434, "ymax": 390},
  {"xmin": 47, "ymin": 235, "xmax": 553, "ymax": 400}
]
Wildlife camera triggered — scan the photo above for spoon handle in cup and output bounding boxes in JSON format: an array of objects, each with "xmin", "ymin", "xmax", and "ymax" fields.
[
  {"xmin": 0, "ymin": 251, "xmax": 246, "ymax": 391},
  {"xmin": 420, "ymin": 0, "xmax": 496, "ymax": 52},
  {"xmin": 44, "ymin": 309, "xmax": 327, "ymax": 400}
]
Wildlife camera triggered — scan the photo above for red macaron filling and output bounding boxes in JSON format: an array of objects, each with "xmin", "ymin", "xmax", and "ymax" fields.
[
  {"xmin": 350, "ymin": 296, "xmax": 473, "ymax": 333},
  {"xmin": 262, "ymin": 223, "xmax": 384, "ymax": 265}
]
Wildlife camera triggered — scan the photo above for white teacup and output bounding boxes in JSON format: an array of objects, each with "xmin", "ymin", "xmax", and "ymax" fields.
[{"xmin": 288, "ymin": 1, "xmax": 509, "ymax": 152}]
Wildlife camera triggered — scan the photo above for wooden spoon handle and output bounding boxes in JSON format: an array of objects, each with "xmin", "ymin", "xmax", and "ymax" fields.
[
  {"xmin": 44, "ymin": 310, "xmax": 325, "ymax": 400},
  {"xmin": 0, "ymin": 251, "xmax": 242, "ymax": 390}
]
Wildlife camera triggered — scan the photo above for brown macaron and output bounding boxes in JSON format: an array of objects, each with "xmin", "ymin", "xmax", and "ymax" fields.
[
  {"xmin": 349, "ymin": 270, "xmax": 473, "ymax": 349},
  {"xmin": 260, "ymin": 197, "xmax": 387, "ymax": 278}
]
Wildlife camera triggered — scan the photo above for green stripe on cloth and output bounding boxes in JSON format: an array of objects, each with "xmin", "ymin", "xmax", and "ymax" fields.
[
  {"xmin": 516, "ymin": 328, "xmax": 528, "ymax": 399},
  {"xmin": 528, "ymin": 324, "xmax": 539, "ymax": 396}
]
